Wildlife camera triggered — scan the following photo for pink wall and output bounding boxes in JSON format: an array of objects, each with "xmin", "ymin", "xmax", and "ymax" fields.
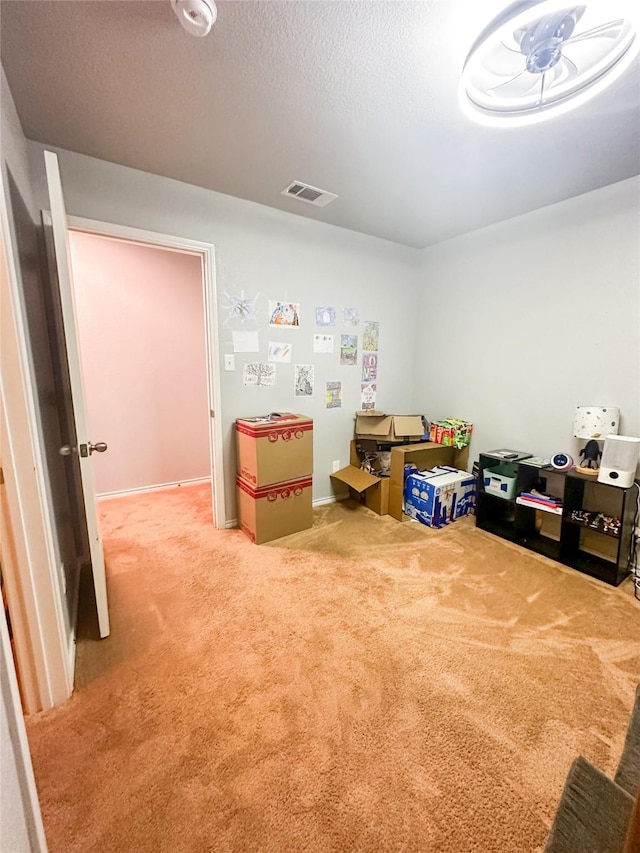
[{"xmin": 68, "ymin": 232, "xmax": 210, "ymax": 495}]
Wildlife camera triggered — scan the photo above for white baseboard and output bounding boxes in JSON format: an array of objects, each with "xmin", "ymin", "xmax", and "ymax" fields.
[
  {"xmin": 313, "ymin": 493, "xmax": 348, "ymax": 506},
  {"xmin": 98, "ymin": 477, "xmax": 211, "ymax": 501},
  {"xmin": 225, "ymin": 493, "xmax": 348, "ymax": 529}
]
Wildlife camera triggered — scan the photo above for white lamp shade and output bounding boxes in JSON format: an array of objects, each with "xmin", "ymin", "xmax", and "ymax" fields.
[{"xmin": 572, "ymin": 406, "xmax": 620, "ymax": 440}]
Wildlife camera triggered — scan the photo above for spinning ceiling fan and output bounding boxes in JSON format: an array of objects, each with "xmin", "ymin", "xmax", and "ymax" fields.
[{"xmin": 460, "ymin": 0, "xmax": 639, "ymax": 125}]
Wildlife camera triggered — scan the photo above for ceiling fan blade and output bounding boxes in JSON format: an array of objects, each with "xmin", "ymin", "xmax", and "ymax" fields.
[
  {"xmin": 564, "ymin": 19, "xmax": 624, "ymax": 45},
  {"xmin": 487, "ymin": 69, "xmax": 543, "ymax": 99},
  {"xmin": 481, "ymin": 40, "xmax": 527, "ymax": 78}
]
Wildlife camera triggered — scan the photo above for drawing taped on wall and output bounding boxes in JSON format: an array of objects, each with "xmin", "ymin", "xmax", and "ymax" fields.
[
  {"xmin": 340, "ymin": 335, "xmax": 358, "ymax": 366},
  {"xmin": 362, "ymin": 352, "xmax": 377, "ymax": 381},
  {"xmin": 225, "ymin": 290, "xmax": 258, "ymax": 324},
  {"xmin": 342, "ymin": 307, "xmax": 359, "ymax": 327},
  {"xmin": 363, "ymin": 321, "xmax": 379, "ymax": 352},
  {"xmin": 294, "ymin": 364, "xmax": 314, "ymax": 397},
  {"xmin": 313, "ymin": 334, "xmax": 333, "ymax": 354},
  {"xmin": 361, "ymin": 382, "xmax": 377, "ymax": 410},
  {"xmin": 243, "ymin": 362, "xmax": 276, "ymax": 387},
  {"xmin": 267, "ymin": 342, "xmax": 292, "ymax": 363},
  {"xmin": 315, "ymin": 307, "xmax": 336, "ymax": 327},
  {"xmin": 269, "ymin": 301, "xmax": 300, "ymax": 327},
  {"xmin": 326, "ymin": 381, "xmax": 342, "ymax": 409}
]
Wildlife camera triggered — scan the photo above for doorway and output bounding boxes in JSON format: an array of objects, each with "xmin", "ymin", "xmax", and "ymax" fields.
[
  {"xmin": 68, "ymin": 232, "xmax": 210, "ymax": 501},
  {"xmin": 66, "ymin": 217, "xmax": 225, "ymax": 529}
]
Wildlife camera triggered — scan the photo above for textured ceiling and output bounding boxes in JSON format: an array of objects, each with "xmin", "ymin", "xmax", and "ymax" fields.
[{"xmin": 1, "ymin": 0, "xmax": 639, "ymax": 248}]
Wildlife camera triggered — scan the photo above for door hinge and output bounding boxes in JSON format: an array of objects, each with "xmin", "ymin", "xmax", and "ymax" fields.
[
  {"xmin": 0, "ymin": 467, "xmax": 4, "ymax": 485},
  {"xmin": 210, "ymin": 409, "xmax": 215, "ymax": 418}
]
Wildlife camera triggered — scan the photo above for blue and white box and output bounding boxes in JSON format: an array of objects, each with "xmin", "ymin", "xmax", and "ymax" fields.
[{"xmin": 404, "ymin": 466, "xmax": 476, "ymax": 528}]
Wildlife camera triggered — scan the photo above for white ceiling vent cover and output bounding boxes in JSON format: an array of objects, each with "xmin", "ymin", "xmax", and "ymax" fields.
[{"xmin": 281, "ymin": 181, "xmax": 338, "ymax": 207}]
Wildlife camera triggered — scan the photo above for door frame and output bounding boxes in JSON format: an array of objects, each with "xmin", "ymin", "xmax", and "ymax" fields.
[
  {"xmin": 1, "ymin": 171, "xmax": 73, "ymax": 713},
  {"xmin": 66, "ymin": 216, "xmax": 226, "ymax": 529}
]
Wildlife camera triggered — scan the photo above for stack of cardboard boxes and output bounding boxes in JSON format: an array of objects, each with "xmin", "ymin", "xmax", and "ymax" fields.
[
  {"xmin": 330, "ymin": 411, "xmax": 473, "ymax": 523},
  {"xmin": 235, "ymin": 413, "xmax": 313, "ymax": 544}
]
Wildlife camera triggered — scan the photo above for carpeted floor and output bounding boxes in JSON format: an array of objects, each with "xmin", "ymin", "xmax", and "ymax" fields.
[{"xmin": 25, "ymin": 483, "xmax": 640, "ymax": 852}]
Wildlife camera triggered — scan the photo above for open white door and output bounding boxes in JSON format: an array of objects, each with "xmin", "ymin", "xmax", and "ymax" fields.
[{"xmin": 44, "ymin": 151, "xmax": 110, "ymax": 638}]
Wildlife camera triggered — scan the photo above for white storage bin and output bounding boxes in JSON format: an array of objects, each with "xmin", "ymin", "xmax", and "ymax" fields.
[{"xmin": 483, "ymin": 463, "xmax": 518, "ymax": 500}]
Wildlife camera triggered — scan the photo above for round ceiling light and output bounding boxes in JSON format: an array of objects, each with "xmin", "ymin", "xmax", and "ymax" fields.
[
  {"xmin": 171, "ymin": 0, "xmax": 217, "ymax": 37},
  {"xmin": 459, "ymin": 0, "xmax": 639, "ymax": 126}
]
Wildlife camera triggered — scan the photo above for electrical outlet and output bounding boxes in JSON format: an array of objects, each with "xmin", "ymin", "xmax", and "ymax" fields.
[
  {"xmin": 332, "ymin": 460, "xmax": 340, "ymax": 473},
  {"xmin": 224, "ymin": 354, "xmax": 235, "ymax": 372}
]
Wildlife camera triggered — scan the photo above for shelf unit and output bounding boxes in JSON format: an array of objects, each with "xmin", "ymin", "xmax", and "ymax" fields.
[{"xmin": 476, "ymin": 452, "xmax": 637, "ymax": 586}]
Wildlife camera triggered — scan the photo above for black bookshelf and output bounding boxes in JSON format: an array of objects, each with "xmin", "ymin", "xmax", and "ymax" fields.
[{"xmin": 476, "ymin": 453, "xmax": 636, "ymax": 586}]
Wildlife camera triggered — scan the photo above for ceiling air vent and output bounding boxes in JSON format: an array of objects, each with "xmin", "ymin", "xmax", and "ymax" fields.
[{"xmin": 281, "ymin": 181, "xmax": 338, "ymax": 208}]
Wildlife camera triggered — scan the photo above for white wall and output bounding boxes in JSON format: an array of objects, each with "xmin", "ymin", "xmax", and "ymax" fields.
[
  {"xmin": 414, "ymin": 177, "xmax": 640, "ymax": 466},
  {"xmin": 26, "ymin": 142, "xmax": 421, "ymax": 519}
]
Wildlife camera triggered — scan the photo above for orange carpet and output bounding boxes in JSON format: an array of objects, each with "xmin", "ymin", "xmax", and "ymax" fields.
[{"xmin": 25, "ymin": 483, "xmax": 640, "ymax": 852}]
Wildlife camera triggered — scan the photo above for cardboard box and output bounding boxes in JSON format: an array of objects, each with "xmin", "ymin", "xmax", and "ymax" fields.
[
  {"xmin": 355, "ymin": 411, "xmax": 424, "ymax": 443},
  {"xmin": 330, "ymin": 466, "xmax": 390, "ymax": 515},
  {"xmin": 236, "ymin": 474, "xmax": 313, "ymax": 544},
  {"xmin": 389, "ymin": 442, "xmax": 469, "ymax": 521},
  {"xmin": 236, "ymin": 413, "xmax": 313, "ymax": 487},
  {"xmin": 404, "ymin": 466, "xmax": 476, "ymax": 528},
  {"xmin": 330, "ymin": 440, "xmax": 390, "ymax": 515}
]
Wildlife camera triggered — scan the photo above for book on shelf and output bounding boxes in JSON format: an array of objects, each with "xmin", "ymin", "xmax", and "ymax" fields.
[
  {"xmin": 519, "ymin": 491, "xmax": 562, "ymax": 505},
  {"xmin": 516, "ymin": 496, "xmax": 563, "ymax": 515},
  {"xmin": 518, "ymin": 457, "xmax": 551, "ymax": 468}
]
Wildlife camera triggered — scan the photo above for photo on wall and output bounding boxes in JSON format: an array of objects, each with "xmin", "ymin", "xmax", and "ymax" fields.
[
  {"xmin": 340, "ymin": 335, "xmax": 358, "ymax": 366},
  {"xmin": 269, "ymin": 301, "xmax": 300, "ymax": 327},
  {"xmin": 294, "ymin": 364, "xmax": 314, "ymax": 397}
]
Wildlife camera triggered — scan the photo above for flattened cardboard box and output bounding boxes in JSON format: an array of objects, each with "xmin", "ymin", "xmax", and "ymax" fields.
[
  {"xmin": 330, "ymin": 465, "xmax": 390, "ymax": 516},
  {"xmin": 330, "ymin": 439, "xmax": 390, "ymax": 515},
  {"xmin": 236, "ymin": 475, "xmax": 313, "ymax": 544},
  {"xmin": 355, "ymin": 412, "xmax": 424, "ymax": 443},
  {"xmin": 236, "ymin": 413, "xmax": 313, "ymax": 487}
]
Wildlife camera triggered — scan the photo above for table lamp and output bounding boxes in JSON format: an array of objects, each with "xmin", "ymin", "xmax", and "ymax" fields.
[{"xmin": 572, "ymin": 406, "xmax": 620, "ymax": 476}]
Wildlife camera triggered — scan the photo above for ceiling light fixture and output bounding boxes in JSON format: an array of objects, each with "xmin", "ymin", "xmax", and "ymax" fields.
[
  {"xmin": 171, "ymin": 0, "xmax": 217, "ymax": 37},
  {"xmin": 459, "ymin": 0, "xmax": 639, "ymax": 126}
]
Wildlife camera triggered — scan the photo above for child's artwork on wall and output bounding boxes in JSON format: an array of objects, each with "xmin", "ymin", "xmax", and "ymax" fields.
[
  {"xmin": 294, "ymin": 364, "xmax": 314, "ymax": 397},
  {"xmin": 225, "ymin": 291, "xmax": 258, "ymax": 324},
  {"xmin": 269, "ymin": 301, "xmax": 300, "ymax": 327},
  {"xmin": 363, "ymin": 321, "xmax": 379, "ymax": 352},
  {"xmin": 361, "ymin": 381, "xmax": 377, "ymax": 410},
  {"xmin": 342, "ymin": 307, "xmax": 359, "ymax": 327},
  {"xmin": 243, "ymin": 362, "xmax": 276, "ymax": 387},
  {"xmin": 361, "ymin": 352, "xmax": 377, "ymax": 381},
  {"xmin": 232, "ymin": 330, "xmax": 259, "ymax": 353},
  {"xmin": 268, "ymin": 342, "xmax": 292, "ymax": 363},
  {"xmin": 326, "ymin": 381, "xmax": 342, "ymax": 409},
  {"xmin": 313, "ymin": 334, "xmax": 334, "ymax": 354},
  {"xmin": 315, "ymin": 307, "xmax": 336, "ymax": 327},
  {"xmin": 340, "ymin": 335, "xmax": 358, "ymax": 366}
]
